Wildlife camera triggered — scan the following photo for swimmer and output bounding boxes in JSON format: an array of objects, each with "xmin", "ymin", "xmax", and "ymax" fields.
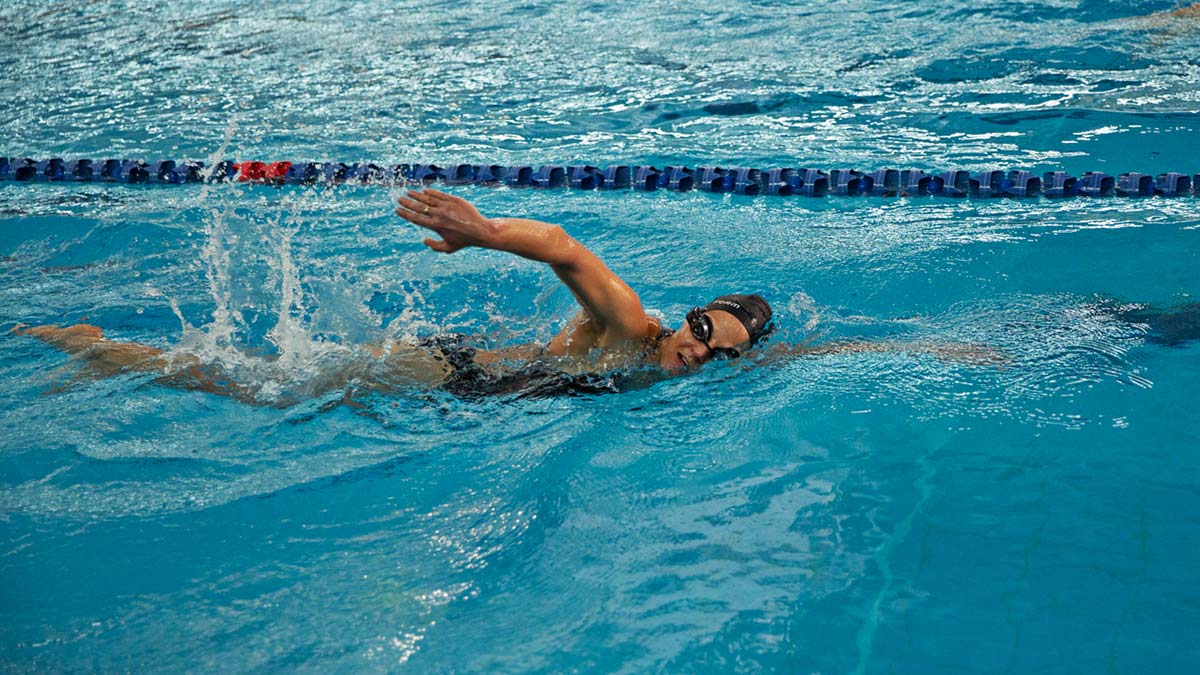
[{"xmin": 14, "ymin": 189, "xmax": 1005, "ymax": 403}]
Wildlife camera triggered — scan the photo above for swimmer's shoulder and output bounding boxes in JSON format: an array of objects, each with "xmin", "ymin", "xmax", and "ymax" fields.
[{"xmin": 645, "ymin": 315, "xmax": 664, "ymax": 338}]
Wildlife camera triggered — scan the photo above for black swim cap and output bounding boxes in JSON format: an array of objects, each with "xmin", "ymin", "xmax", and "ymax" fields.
[{"xmin": 704, "ymin": 294, "xmax": 773, "ymax": 346}]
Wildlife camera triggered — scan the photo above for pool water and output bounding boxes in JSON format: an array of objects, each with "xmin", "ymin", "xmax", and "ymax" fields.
[{"xmin": 2, "ymin": 1, "xmax": 1200, "ymax": 672}]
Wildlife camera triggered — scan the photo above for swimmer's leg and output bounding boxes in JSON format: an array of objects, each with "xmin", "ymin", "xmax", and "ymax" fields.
[
  {"xmin": 13, "ymin": 323, "xmax": 106, "ymax": 350},
  {"xmin": 12, "ymin": 323, "xmax": 169, "ymax": 375},
  {"xmin": 15, "ymin": 324, "xmax": 458, "ymax": 404},
  {"xmin": 11, "ymin": 323, "xmax": 246, "ymax": 396}
]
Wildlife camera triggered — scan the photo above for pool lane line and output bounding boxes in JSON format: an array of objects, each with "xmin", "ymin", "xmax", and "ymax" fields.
[{"xmin": 2, "ymin": 158, "xmax": 1197, "ymax": 198}]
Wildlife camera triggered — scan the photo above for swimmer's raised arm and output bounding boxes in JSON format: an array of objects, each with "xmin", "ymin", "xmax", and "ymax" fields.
[{"xmin": 396, "ymin": 188, "xmax": 649, "ymax": 343}]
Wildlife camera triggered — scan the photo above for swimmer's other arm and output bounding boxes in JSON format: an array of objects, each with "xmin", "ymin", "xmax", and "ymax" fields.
[
  {"xmin": 765, "ymin": 339, "xmax": 1009, "ymax": 365},
  {"xmin": 396, "ymin": 189, "xmax": 648, "ymax": 343}
]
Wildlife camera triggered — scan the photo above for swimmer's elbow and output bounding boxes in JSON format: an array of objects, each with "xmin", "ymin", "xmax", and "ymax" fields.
[{"xmin": 546, "ymin": 226, "xmax": 589, "ymax": 269}]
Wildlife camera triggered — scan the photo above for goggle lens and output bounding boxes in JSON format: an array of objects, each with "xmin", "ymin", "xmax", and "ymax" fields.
[{"xmin": 686, "ymin": 308, "xmax": 741, "ymax": 360}]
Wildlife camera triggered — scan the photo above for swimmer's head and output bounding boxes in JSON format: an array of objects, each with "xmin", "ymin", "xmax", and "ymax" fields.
[{"xmin": 654, "ymin": 294, "xmax": 774, "ymax": 372}]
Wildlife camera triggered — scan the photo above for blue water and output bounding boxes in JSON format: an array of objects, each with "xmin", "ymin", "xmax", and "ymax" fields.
[{"xmin": 3, "ymin": 1, "xmax": 1200, "ymax": 672}]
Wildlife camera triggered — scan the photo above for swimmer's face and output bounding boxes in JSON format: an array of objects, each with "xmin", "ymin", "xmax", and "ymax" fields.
[{"xmin": 655, "ymin": 308, "xmax": 752, "ymax": 373}]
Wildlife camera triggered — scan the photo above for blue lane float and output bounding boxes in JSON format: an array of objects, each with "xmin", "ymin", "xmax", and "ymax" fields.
[
  {"xmin": 797, "ymin": 169, "xmax": 829, "ymax": 197},
  {"xmin": 1079, "ymin": 172, "xmax": 1115, "ymax": 197},
  {"xmin": 942, "ymin": 171, "xmax": 973, "ymax": 197},
  {"xmin": 1117, "ymin": 172, "xmax": 1154, "ymax": 197},
  {"xmin": 2, "ymin": 157, "xmax": 1198, "ymax": 198},
  {"xmin": 869, "ymin": 169, "xmax": 899, "ymax": 197},
  {"xmin": 1043, "ymin": 171, "xmax": 1076, "ymax": 198},
  {"xmin": 1156, "ymin": 172, "xmax": 1191, "ymax": 196}
]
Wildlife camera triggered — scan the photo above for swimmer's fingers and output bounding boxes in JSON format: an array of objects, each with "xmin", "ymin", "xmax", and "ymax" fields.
[
  {"xmin": 403, "ymin": 189, "xmax": 442, "ymax": 208},
  {"xmin": 395, "ymin": 195, "xmax": 426, "ymax": 215},
  {"xmin": 422, "ymin": 189, "xmax": 485, "ymax": 216},
  {"xmin": 402, "ymin": 189, "xmax": 460, "ymax": 216},
  {"xmin": 395, "ymin": 198, "xmax": 437, "ymax": 228},
  {"xmin": 397, "ymin": 189, "xmax": 488, "ymax": 253},
  {"xmin": 396, "ymin": 200, "xmax": 467, "ymax": 253},
  {"xmin": 397, "ymin": 192, "xmax": 457, "ymax": 226},
  {"xmin": 409, "ymin": 188, "xmax": 487, "ymax": 223},
  {"xmin": 419, "ymin": 187, "xmax": 457, "ymax": 204},
  {"xmin": 422, "ymin": 237, "xmax": 464, "ymax": 254}
]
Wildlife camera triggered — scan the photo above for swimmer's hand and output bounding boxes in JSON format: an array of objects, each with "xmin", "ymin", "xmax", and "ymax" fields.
[{"xmin": 396, "ymin": 188, "xmax": 497, "ymax": 253}]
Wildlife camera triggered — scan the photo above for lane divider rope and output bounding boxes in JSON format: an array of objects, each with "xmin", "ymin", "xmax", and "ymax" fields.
[{"xmin": 1, "ymin": 157, "xmax": 1196, "ymax": 198}]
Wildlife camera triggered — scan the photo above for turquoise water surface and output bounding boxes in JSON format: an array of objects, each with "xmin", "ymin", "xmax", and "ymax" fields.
[{"xmin": 2, "ymin": 1, "xmax": 1200, "ymax": 673}]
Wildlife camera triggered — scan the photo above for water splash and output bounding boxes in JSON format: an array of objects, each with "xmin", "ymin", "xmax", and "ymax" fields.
[{"xmin": 159, "ymin": 155, "xmax": 385, "ymax": 405}]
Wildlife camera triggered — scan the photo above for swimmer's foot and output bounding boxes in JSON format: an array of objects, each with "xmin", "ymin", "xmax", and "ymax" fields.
[{"xmin": 13, "ymin": 323, "xmax": 106, "ymax": 352}]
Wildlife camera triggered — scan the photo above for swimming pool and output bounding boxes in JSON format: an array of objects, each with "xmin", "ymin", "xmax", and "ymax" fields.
[{"xmin": 2, "ymin": 1, "xmax": 1199, "ymax": 672}]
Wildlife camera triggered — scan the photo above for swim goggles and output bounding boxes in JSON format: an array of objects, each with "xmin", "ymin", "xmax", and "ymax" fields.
[{"xmin": 686, "ymin": 307, "xmax": 742, "ymax": 360}]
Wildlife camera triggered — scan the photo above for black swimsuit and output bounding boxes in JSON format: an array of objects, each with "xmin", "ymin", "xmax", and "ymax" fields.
[
  {"xmin": 420, "ymin": 327, "xmax": 672, "ymax": 400},
  {"xmin": 419, "ymin": 334, "xmax": 618, "ymax": 399}
]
